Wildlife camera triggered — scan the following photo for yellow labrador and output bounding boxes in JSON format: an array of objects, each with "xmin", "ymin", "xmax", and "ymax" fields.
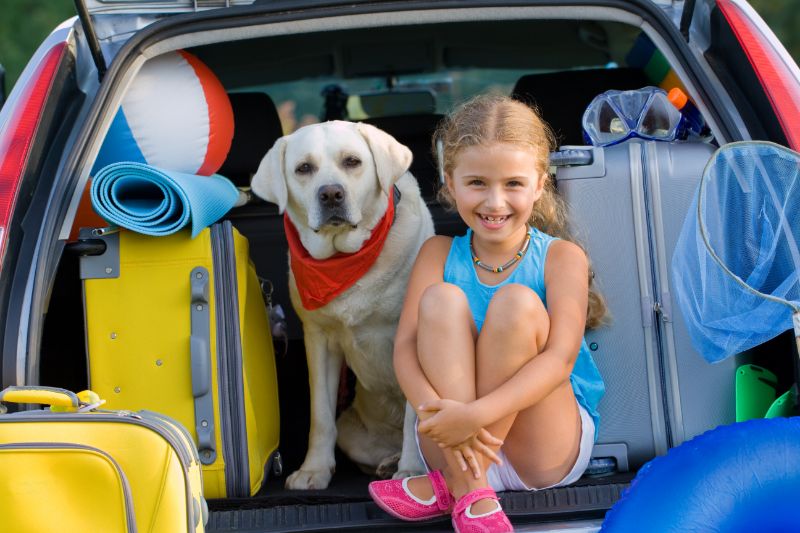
[{"xmin": 251, "ymin": 120, "xmax": 433, "ymax": 489}]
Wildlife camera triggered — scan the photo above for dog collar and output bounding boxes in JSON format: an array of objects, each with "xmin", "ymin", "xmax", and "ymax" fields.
[{"xmin": 285, "ymin": 185, "xmax": 401, "ymax": 310}]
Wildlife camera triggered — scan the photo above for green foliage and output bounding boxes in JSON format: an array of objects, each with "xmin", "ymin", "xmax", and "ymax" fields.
[
  {"xmin": 749, "ymin": 0, "xmax": 800, "ymax": 62},
  {"xmin": 0, "ymin": 0, "xmax": 74, "ymax": 92}
]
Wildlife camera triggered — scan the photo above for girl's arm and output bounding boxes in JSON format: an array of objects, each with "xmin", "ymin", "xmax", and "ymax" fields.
[
  {"xmin": 393, "ymin": 235, "xmax": 452, "ymax": 413},
  {"xmin": 469, "ymin": 239, "xmax": 589, "ymax": 428}
]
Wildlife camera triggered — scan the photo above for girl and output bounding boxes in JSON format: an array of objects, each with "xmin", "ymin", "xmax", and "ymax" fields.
[{"xmin": 369, "ymin": 94, "xmax": 607, "ymax": 533}]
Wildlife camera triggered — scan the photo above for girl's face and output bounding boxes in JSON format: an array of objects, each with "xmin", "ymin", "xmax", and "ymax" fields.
[{"xmin": 446, "ymin": 142, "xmax": 545, "ymax": 246}]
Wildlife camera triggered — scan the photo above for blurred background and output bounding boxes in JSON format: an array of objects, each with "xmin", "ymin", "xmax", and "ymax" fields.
[{"xmin": 1, "ymin": 0, "xmax": 799, "ymax": 95}]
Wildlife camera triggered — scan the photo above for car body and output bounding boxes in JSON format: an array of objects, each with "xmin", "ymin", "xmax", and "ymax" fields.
[{"xmin": 1, "ymin": 1, "xmax": 799, "ymax": 531}]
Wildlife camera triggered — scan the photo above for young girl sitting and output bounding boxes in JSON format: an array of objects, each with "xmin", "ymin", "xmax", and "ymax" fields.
[{"xmin": 368, "ymin": 94, "xmax": 607, "ymax": 533}]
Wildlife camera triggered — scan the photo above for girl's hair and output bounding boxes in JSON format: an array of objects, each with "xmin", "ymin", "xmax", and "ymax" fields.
[{"xmin": 433, "ymin": 93, "xmax": 609, "ymax": 328}]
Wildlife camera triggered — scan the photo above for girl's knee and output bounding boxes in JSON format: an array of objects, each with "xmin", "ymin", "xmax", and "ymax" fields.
[
  {"xmin": 489, "ymin": 284, "xmax": 549, "ymax": 328},
  {"xmin": 419, "ymin": 282, "xmax": 469, "ymax": 321}
]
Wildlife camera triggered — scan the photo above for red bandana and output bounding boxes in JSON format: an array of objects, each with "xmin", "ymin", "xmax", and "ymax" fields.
[{"xmin": 285, "ymin": 191, "xmax": 396, "ymax": 310}]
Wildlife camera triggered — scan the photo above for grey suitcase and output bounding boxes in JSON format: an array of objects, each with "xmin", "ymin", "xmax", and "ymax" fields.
[{"xmin": 553, "ymin": 140, "xmax": 736, "ymax": 471}]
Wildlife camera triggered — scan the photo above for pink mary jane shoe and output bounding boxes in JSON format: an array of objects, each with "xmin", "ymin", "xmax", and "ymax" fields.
[
  {"xmin": 368, "ymin": 470, "xmax": 454, "ymax": 521},
  {"xmin": 451, "ymin": 487, "xmax": 513, "ymax": 533}
]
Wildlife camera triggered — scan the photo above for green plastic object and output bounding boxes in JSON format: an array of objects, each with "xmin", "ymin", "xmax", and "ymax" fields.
[
  {"xmin": 765, "ymin": 389, "xmax": 797, "ymax": 418},
  {"xmin": 735, "ymin": 364, "xmax": 777, "ymax": 421}
]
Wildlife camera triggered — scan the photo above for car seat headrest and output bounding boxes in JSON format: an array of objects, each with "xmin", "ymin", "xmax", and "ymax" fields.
[
  {"xmin": 219, "ymin": 92, "xmax": 284, "ymax": 188},
  {"xmin": 512, "ymin": 68, "xmax": 650, "ymax": 146}
]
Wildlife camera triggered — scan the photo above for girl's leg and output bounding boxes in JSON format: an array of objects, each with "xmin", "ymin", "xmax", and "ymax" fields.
[
  {"xmin": 408, "ymin": 282, "xmax": 487, "ymax": 500},
  {"xmin": 477, "ymin": 283, "xmax": 583, "ymax": 490}
]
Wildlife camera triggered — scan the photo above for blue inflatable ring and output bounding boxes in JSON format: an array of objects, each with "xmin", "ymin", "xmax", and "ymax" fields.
[{"xmin": 601, "ymin": 417, "xmax": 800, "ymax": 532}]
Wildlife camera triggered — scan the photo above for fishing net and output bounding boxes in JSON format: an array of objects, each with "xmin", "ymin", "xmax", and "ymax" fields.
[{"xmin": 672, "ymin": 141, "xmax": 800, "ymax": 363}]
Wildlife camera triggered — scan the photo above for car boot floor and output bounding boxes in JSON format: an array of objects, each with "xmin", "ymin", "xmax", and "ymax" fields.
[{"xmin": 206, "ymin": 453, "xmax": 634, "ymax": 532}]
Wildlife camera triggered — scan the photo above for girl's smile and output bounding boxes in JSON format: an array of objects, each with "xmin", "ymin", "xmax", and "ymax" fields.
[{"xmin": 447, "ymin": 142, "xmax": 545, "ymax": 250}]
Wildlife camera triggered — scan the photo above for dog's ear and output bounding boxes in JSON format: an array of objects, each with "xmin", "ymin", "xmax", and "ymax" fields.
[
  {"xmin": 355, "ymin": 122, "xmax": 413, "ymax": 194},
  {"xmin": 251, "ymin": 137, "xmax": 288, "ymax": 213}
]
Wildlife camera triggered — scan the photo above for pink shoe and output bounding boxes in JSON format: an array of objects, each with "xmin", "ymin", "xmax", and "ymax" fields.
[
  {"xmin": 368, "ymin": 469, "xmax": 454, "ymax": 521},
  {"xmin": 451, "ymin": 487, "xmax": 513, "ymax": 533}
]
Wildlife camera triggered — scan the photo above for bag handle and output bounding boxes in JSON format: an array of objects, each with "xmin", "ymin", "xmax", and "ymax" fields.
[
  {"xmin": 0, "ymin": 386, "xmax": 80, "ymax": 408},
  {"xmin": 0, "ymin": 386, "xmax": 104, "ymax": 415}
]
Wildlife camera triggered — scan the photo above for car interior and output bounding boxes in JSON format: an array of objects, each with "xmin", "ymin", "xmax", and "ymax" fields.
[{"xmin": 35, "ymin": 13, "xmax": 795, "ymax": 527}]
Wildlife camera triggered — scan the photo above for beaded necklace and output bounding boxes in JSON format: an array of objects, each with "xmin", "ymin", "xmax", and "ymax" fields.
[{"xmin": 470, "ymin": 226, "xmax": 532, "ymax": 274}]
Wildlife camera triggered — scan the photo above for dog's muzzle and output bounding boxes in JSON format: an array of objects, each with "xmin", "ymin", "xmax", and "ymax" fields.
[{"xmin": 316, "ymin": 184, "xmax": 355, "ymax": 229}]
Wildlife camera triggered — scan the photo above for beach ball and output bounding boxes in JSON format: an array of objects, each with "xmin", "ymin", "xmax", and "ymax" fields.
[
  {"xmin": 92, "ymin": 49, "xmax": 233, "ymax": 176},
  {"xmin": 72, "ymin": 50, "xmax": 233, "ymax": 240}
]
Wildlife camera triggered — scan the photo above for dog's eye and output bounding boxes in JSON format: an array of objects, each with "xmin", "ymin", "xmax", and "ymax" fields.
[
  {"xmin": 295, "ymin": 162, "xmax": 314, "ymax": 174},
  {"xmin": 342, "ymin": 156, "xmax": 361, "ymax": 168}
]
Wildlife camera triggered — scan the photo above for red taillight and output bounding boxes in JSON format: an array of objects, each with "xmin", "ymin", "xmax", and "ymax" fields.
[
  {"xmin": 0, "ymin": 41, "xmax": 68, "ymax": 264},
  {"xmin": 717, "ymin": 0, "xmax": 800, "ymax": 149}
]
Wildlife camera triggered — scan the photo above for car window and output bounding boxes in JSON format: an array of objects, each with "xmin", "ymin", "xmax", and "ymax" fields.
[
  {"xmin": 246, "ymin": 69, "xmax": 530, "ymax": 134},
  {"xmin": 230, "ymin": 27, "xmax": 689, "ymax": 137}
]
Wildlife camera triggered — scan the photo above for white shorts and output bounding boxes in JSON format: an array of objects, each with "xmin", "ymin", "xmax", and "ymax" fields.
[{"xmin": 415, "ymin": 402, "xmax": 595, "ymax": 492}]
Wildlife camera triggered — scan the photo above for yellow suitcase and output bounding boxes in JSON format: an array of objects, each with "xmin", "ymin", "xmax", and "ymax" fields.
[
  {"xmin": 0, "ymin": 386, "xmax": 206, "ymax": 532},
  {"xmin": 80, "ymin": 221, "xmax": 280, "ymax": 498}
]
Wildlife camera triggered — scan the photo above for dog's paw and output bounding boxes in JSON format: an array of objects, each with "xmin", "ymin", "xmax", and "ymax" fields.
[
  {"xmin": 285, "ymin": 468, "xmax": 334, "ymax": 490},
  {"xmin": 394, "ymin": 451, "xmax": 426, "ymax": 479},
  {"xmin": 375, "ymin": 452, "xmax": 401, "ymax": 479},
  {"xmin": 392, "ymin": 468, "xmax": 424, "ymax": 480}
]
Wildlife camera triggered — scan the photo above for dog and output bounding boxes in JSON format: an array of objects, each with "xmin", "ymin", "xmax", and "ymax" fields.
[{"xmin": 251, "ymin": 120, "xmax": 434, "ymax": 490}]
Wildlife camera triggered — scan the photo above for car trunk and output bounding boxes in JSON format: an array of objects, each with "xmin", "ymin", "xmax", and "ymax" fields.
[{"xmin": 10, "ymin": 1, "xmax": 798, "ymax": 531}]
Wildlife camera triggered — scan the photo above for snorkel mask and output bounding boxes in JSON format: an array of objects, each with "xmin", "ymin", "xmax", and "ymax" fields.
[{"xmin": 582, "ymin": 86, "xmax": 685, "ymax": 146}]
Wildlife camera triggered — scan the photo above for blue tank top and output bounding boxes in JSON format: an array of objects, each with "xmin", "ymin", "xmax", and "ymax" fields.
[{"xmin": 443, "ymin": 227, "xmax": 604, "ymax": 439}]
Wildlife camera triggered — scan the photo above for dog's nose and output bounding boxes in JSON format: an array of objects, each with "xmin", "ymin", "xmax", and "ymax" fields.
[{"xmin": 318, "ymin": 184, "xmax": 346, "ymax": 207}]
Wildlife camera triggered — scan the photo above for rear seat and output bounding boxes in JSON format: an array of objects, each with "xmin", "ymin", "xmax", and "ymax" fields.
[
  {"xmin": 360, "ymin": 113, "xmax": 443, "ymax": 200},
  {"xmin": 221, "ymin": 92, "xmax": 302, "ymax": 337},
  {"xmin": 219, "ymin": 92, "xmax": 284, "ymax": 188},
  {"xmin": 512, "ymin": 67, "xmax": 649, "ymax": 145},
  {"xmin": 360, "ymin": 112, "xmax": 467, "ymax": 237}
]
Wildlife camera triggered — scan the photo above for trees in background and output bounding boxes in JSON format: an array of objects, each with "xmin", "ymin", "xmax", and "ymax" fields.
[
  {"xmin": 0, "ymin": 0, "xmax": 73, "ymax": 91},
  {"xmin": 749, "ymin": 0, "xmax": 800, "ymax": 62}
]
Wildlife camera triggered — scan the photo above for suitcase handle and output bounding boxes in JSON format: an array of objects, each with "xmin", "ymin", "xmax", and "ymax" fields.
[
  {"xmin": 0, "ymin": 387, "xmax": 105, "ymax": 414},
  {"xmin": 0, "ymin": 386, "xmax": 80, "ymax": 408}
]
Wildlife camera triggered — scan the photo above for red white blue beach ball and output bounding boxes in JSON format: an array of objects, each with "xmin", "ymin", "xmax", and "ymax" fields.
[{"xmin": 92, "ymin": 50, "xmax": 233, "ymax": 176}]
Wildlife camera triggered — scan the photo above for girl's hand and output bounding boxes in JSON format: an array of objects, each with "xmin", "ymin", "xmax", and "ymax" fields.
[
  {"xmin": 418, "ymin": 399, "xmax": 477, "ymax": 446},
  {"xmin": 419, "ymin": 399, "xmax": 502, "ymax": 448},
  {"xmin": 451, "ymin": 430, "xmax": 504, "ymax": 479}
]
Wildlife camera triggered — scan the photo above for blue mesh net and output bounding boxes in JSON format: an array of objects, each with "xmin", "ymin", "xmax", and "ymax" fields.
[{"xmin": 672, "ymin": 142, "xmax": 800, "ymax": 363}]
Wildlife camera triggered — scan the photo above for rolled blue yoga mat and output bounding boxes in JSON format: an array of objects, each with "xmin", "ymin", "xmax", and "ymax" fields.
[{"xmin": 90, "ymin": 161, "xmax": 240, "ymax": 237}]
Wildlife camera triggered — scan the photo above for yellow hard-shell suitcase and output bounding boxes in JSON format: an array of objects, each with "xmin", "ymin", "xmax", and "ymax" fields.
[
  {"xmin": 80, "ymin": 221, "xmax": 280, "ymax": 498},
  {"xmin": 0, "ymin": 386, "xmax": 206, "ymax": 532}
]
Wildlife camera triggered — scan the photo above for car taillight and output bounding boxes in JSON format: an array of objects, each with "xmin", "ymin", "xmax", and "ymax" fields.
[
  {"xmin": 717, "ymin": 0, "xmax": 800, "ymax": 149},
  {"xmin": 0, "ymin": 41, "xmax": 68, "ymax": 265}
]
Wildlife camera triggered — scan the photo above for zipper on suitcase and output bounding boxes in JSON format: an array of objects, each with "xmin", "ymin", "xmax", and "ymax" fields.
[
  {"xmin": 211, "ymin": 222, "xmax": 251, "ymax": 497},
  {"xmin": 637, "ymin": 143, "xmax": 675, "ymax": 450},
  {"xmin": 0, "ymin": 441, "xmax": 138, "ymax": 532},
  {"xmin": 642, "ymin": 143, "xmax": 688, "ymax": 447}
]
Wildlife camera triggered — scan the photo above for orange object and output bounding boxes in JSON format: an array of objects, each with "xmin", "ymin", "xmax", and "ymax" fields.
[{"xmin": 668, "ymin": 87, "xmax": 689, "ymax": 109}]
